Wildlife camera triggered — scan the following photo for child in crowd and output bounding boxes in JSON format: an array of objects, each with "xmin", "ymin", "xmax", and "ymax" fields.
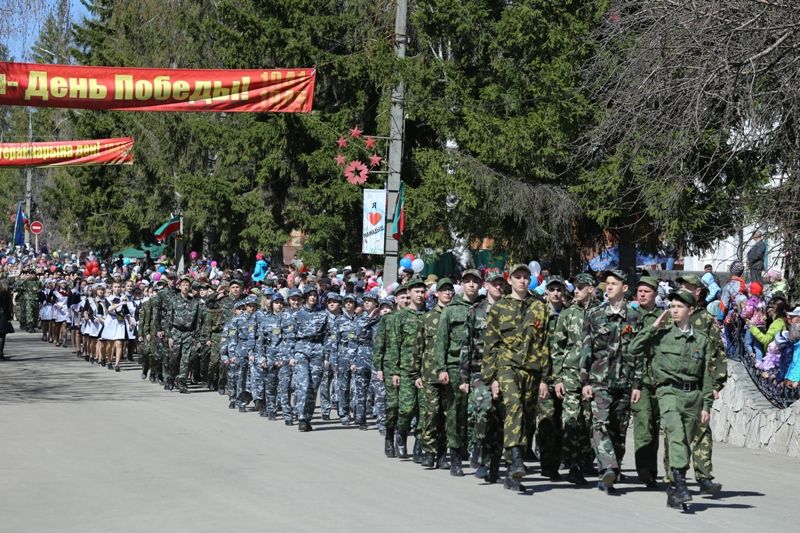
[
  {"xmin": 742, "ymin": 281, "xmax": 767, "ymax": 363},
  {"xmin": 701, "ymin": 272, "xmax": 721, "ymax": 303}
]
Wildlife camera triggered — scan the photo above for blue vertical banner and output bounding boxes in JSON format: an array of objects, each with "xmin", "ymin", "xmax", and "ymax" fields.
[{"xmin": 13, "ymin": 201, "xmax": 25, "ymax": 247}]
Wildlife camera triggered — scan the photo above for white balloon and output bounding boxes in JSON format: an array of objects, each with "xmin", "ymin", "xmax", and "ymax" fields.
[
  {"xmin": 412, "ymin": 258, "xmax": 425, "ymax": 273},
  {"xmin": 528, "ymin": 260, "xmax": 541, "ymax": 276}
]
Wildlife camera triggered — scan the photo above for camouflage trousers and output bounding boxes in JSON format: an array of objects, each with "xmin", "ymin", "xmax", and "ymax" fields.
[
  {"xmin": 320, "ymin": 365, "xmax": 335, "ymax": 416},
  {"xmin": 467, "ymin": 374, "xmax": 502, "ymax": 466},
  {"xmin": 351, "ymin": 367, "xmax": 372, "ymax": 424},
  {"xmin": 632, "ymin": 384, "xmax": 660, "ymax": 478},
  {"xmin": 337, "ymin": 359, "xmax": 352, "ymax": 420},
  {"xmin": 536, "ymin": 387, "xmax": 563, "ymax": 472},
  {"xmin": 657, "ymin": 386, "xmax": 702, "ymax": 471},
  {"xmin": 208, "ymin": 334, "xmax": 224, "ymax": 388},
  {"xmin": 278, "ymin": 362, "xmax": 294, "ymax": 422},
  {"xmin": 398, "ymin": 373, "xmax": 422, "ymax": 433},
  {"xmin": 589, "ymin": 387, "xmax": 631, "ymax": 472},
  {"xmin": 197, "ymin": 344, "xmax": 210, "ymax": 382},
  {"xmin": 561, "ymin": 386, "xmax": 593, "ymax": 470},
  {"xmin": 444, "ymin": 369, "xmax": 468, "ymax": 450},
  {"xmin": 420, "ymin": 382, "xmax": 446, "ymax": 454},
  {"xmin": 173, "ymin": 331, "xmax": 197, "ymax": 387},
  {"xmin": 294, "ymin": 352, "xmax": 324, "ymax": 422},
  {"xmin": 234, "ymin": 355, "xmax": 250, "ymax": 406},
  {"xmin": 264, "ymin": 364, "xmax": 280, "ymax": 415},
  {"xmin": 250, "ymin": 361, "xmax": 265, "ymax": 402},
  {"xmin": 138, "ymin": 337, "xmax": 152, "ymax": 374},
  {"xmin": 158, "ymin": 340, "xmax": 172, "ymax": 380},
  {"xmin": 385, "ymin": 376, "xmax": 400, "ymax": 430},
  {"xmin": 497, "ymin": 367, "xmax": 542, "ymax": 452},
  {"xmin": 371, "ymin": 370, "xmax": 386, "ymax": 429}
]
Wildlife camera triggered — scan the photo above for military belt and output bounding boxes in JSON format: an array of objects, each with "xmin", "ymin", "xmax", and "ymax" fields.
[
  {"xmin": 663, "ymin": 380, "xmax": 700, "ymax": 392},
  {"xmin": 172, "ymin": 325, "xmax": 194, "ymax": 332}
]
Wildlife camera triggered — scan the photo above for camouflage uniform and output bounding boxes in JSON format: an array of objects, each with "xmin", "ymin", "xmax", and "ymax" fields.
[
  {"xmin": 459, "ymin": 297, "xmax": 502, "ymax": 471},
  {"xmin": 580, "ymin": 301, "xmax": 643, "ymax": 475},
  {"xmin": 418, "ymin": 305, "xmax": 446, "ymax": 455},
  {"xmin": 229, "ymin": 306, "xmax": 257, "ymax": 408},
  {"xmin": 536, "ymin": 302, "xmax": 564, "ymax": 475},
  {"xmin": 319, "ymin": 308, "xmax": 340, "ymax": 418},
  {"xmin": 14, "ymin": 277, "xmax": 40, "ymax": 331},
  {"xmin": 353, "ymin": 311, "xmax": 381, "ymax": 425},
  {"xmin": 397, "ymin": 306, "xmax": 426, "ymax": 433},
  {"xmin": 153, "ymin": 285, "xmax": 177, "ymax": 383},
  {"xmin": 551, "ymin": 300, "xmax": 596, "ymax": 472},
  {"xmin": 212, "ymin": 295, "xmax": 236, "ymax": 391},
  {"xmin": 248, "ymin": 308, "xmax": 269, "ymax": 401},
  {"xmin": 374, "ymin": 310, "xmax": 401, "ymax": 432},
  {"xmin": 333, "ymin": 310, "xmax": 359, "ymax": 422},
  {"xmin": 256, "ymin": 310, "xmax": 282, "ymax": 416},
  {"xmin": 170, "ymin": 290, "xmax": 203, "ymax": 392},
  {"xmin": 137, "ymin": 297, "xmax": 154, "ymax": 377},
  {"xmin": 482, "ymin": 294, "xmax": 551, "ymax": 456},
  {"xmin": 276, "ymin": 307, "xmax": 298, "ymax": 423},
  {"xmin": 292, "ymin": 303, "xmax": 333, "ymax": 425}
]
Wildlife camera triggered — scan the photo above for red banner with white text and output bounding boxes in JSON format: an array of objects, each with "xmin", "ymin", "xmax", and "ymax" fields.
[
  {"xmin": 0, "ymin": 62, "xmax": 315, "ymax": 113},
  {"xmin": 0, "ymin": 137, "xmax": 134, "ymax": 168}
]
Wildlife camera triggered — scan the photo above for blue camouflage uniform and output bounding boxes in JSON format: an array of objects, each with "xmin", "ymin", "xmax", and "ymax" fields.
[
  {"xmin": 353, "ymin": 297, "xmax": 381, "ymax": 426},
  {"xmin": 256, "ymin": 295, "xmax": 284, "ymax": 417},
  {"xmin": 229, "ymin": 297, "xmax": 258, "ymax": 409},
  {"xmin": 221, "ymin": 300, "xmax": 246, "ymax": 406},
  {"xmin": 276, "ymin": 290, "xmax": 300, "ymax": 424},
  {"xmin": 319, "ymin": 292, "xmax": 342, "ymax": 418},
  {"xmin": 333, "ymin": 294, "xmax": 359, "ymax": 423},
  {"xmin": 293, "ymin": 287, "xmax": 333, "ymax": 425}
]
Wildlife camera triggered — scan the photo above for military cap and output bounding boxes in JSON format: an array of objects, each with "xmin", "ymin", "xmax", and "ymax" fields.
[
  {"xmin": 545, "ymin": 275, "xmax": 566, "ymax": 287},
  {"xmin": 191, "ymin": 281, "xmax": 201, "ymax": 290},
  {"xmin": 406, "ymin": 277, "xmax": 426, "ymax": 290},
  {"xmin": 155, "ymin": 279, "xmax": 168, "ymax": 288},
  {"xmin": 250, "ymin": 287, "xmax": 261, "ymax": 296},
  {"xmin": 425, "ymin": 274, "xmax": 439, "ymax": 285},
  {"xmin": 262, "ymin": 288, "xmax": 274, "ymax": 297},
  {"xmin": 271, "ymin": 292, "xmax": 284, "ymax": 302},
  {"xmin": 486, "ymin": 271, "xmax": 506, "ymax": 283},
  {"xmin": 234, "ymin": 299, "xmax": 247, "ymax": 309},
  {"xmin": 287, "ymin": 288, "xmax": 302, "ymax": 299},
  {"xmin": 263, "ymin": 278, "xmax": 275, "ymax": 287},
  {"xmin": 302, "ymin": 285, "xmax": 318, "ymax": 296},
  {"xmin": 379, "ymin": 298, "xmax": 395, "ymax": 308},
  {"xmin": 165, "ymin": 271, "xmax": 178, "ymax": 280},
  {"xmin": 462, "ymin": 269, "xmax": 483, "ymax": 282},
  {"xmin": 395, "ymin": 283, "xmax": 409, "ymax": 295},
  {"xmin": 571, "ymin": 273, "xmax": 595, "ymax": 287},
  {"xmin": 363, "ymin": 290, "xmax": 380, "ymax": 301},
  {"xmin": 178, "ymin": 275, "xmax": 192, "ymax": 284},
  {"xmin": 244, "ymin": 295, "xmax": 258, "ymax": 306},
  {"xmin": 509, "ymin": 264, "xmax": 531, "ymax": 275},
  {"xmin": 343, "ymin": 293, "xmax": 357, "ymax": 302},
  {"xmin": 229, "ymin": 278, "xmax": 244, "ymax": 286},
  {"xmin": 436, "ymin": 277, "xmax": 454, "ymax": 290},
  {"xmin": 667, "ymin": 289, "xmax": 696, "ymax": 307},
  {"xmin": 602, "ymin": 269, "xmax": 627, "ymax": 283},
  {"xmin": 327, "ymin": 292, "xmax": 342, "ymax": 303},
  {"xmin": 637, "ymin": 276, "xmax": 660, "ymax": 290},
  {"xmin": 675, "ymin": 274, "xmax": 702, "ymax": 288}
]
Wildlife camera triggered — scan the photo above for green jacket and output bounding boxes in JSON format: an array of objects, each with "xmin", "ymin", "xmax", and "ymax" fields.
[
  {"xmin": 551, "ymin": 301, "xmax": 595, "ymax": 391},
  {"xmin": 398, "ymin": 306, "xmax": 426, "ymax": 377},
  {"xmin": 373, "ymin": 311, "xmax": 402, "ymax": 375},
  {"xmin": 458, "ymin": 298, "xmax": 493, "ymax": 385},
  {"xmin": 692, "ymin": 307, "xmax": 728, "ymax": 391},
  {"xmin": 629, "ymin": 323, "xmax": 715, "ymax": 410},
  {"xmin": 434, "ymin": 294, "xmax": 476, "ymax": 375},
  {"xmin": 580, "ymin": 301, "xmax": 643, "ymax": 389},
  {"xmin": 482, "ymin": 294, "xmax": 551, "ymax": 384}
]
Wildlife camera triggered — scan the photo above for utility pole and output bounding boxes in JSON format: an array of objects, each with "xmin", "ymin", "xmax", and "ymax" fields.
[
  {"xmin": 25, "ymin": 107, "xmax": 32, "ymax": 247},
  {"xmin": 382, "ymin": 0, "xmax": 407, "ymax": 286}
]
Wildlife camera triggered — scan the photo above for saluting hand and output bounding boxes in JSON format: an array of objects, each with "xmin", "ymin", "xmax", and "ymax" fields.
[{"xmin": 653, "ymin": 309, "xmax": 670, "ymax": 329}]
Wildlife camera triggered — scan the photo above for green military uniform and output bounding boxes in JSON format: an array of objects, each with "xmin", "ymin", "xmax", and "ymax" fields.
[
  {"xmin": 138, "ymin": 296, "xmax": 154, "ymax": 378},
  {"xmin": 482, "ymin": 290, "xmax": 551, "ymax": 459},
  {"xmin": 630, "ymin": 276, "xmax": 663, "ymax": 483},
  {"xmin": 373, "ymin": 308, "xmax": 401, "ymax": 431},
  {"xmin": 214, "ymin": 292, "xmax": 237, "ymax": 392},
  {"xmin": 397, "ymin": 305, "xmax": 426, "ymax": 435},
  {"xmin": 550, "ymin": 288, "xmax": 595, "ymax": 474},
  {"xmin": 169, "ymin": 281, "xmax": 203, "ymax": 392},
  {"xmin": 630, "ymin": 291, "xmax": 714, "ymax": 484},
  {"xmin": 14, "ymin": 275, "xmax": 40, "ymax": 332},
  {"xmin": 153, "ymin": 282, "xmax": 176, "ymax": 383},
  {"xmin": 580, "ymin": 274, "xmax": 643, "ymax": 480}
]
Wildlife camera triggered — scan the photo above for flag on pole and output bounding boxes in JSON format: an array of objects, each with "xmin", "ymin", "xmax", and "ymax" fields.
[
  {"xmin": 154, "ymin": 214, "xmax": 182, "ymax": 242},
  {"xmin": 13, "ymin": 202, "xmax": 25, "ymax": 246},
  {"xmin": 391, "ymin": 183, "xmax": 405, "ymax": 241}
]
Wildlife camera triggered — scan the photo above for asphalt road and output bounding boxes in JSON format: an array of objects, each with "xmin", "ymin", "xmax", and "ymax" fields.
[{"xmin": 1, "ymin": 329, "xmax": 798, "ymax": 533}]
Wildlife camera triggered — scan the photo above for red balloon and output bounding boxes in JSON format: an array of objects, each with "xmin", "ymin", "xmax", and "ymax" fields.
[
  {"xmin": 83, "ymin": 269, "xmax": 91, "ymax": 277},
  {"xmin": 91, "ymin": 267, "xmax": 100, "ymax": 275},
  {"xmin": 403, "ymin": 253, "xmax": 415, "ymax": 261}
]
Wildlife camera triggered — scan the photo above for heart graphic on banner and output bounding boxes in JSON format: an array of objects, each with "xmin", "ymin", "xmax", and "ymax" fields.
[{"xmin": 368, "ymin": 212, "xmax": 382, "ymax": 226}]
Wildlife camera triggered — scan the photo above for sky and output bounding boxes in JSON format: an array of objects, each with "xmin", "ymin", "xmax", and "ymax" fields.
[{"xmin": 3, "ymin": 0, "xmax": 88, "ymax": 62}]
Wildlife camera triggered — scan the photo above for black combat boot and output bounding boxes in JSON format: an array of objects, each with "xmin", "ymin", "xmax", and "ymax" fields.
[
  {"xmin": 566, "ymin": 466, "xmax": 588, "ymax": 486},
  {"xmin": 228, "ymin": 400, "xmax": 236, "ymax": 409},
  {"xmin": 384, "ymin": 429, "xmax": 397, "ymax": 458},
  {"xmin": 436, "ymin": 449, "xmax": 450, "ymax": 470},
  {"xmin": 474, "ymin": 463, "xmax": 488, "ymax": 480},
  {"xmin": 486, "ymin": 456, "xmax": 500, "ymax": 484},
  {"xmin": 238, "ymin": 405, "xmax": 247, "ymax": 413},
  {"xmin": 449, "ymin": 449, "xmax": 464, "ymax": 477},
  {"xmin": 697, "ymin": 478, "xmax": 722, "ymax": 494},
  {"xmin": 509, "ymin": 446, "xmax": 526, "ymax": 480},
  {"xmin": 322, "ymin": 413, "xmax": 330, "ymax": 421},
  {"xmin": 470, "ymin": 443, "xmax": 483, "ymax": 469},
  {"xmin": 396, "ymin": 431, "xmax": 409, "ymax": 458},
  {"xmin": 670, "ymin": 468, "xmax": 692, "ymax": 504},
  {"xmin": 420, "ymin": 452, "xmax": 435, "ymax": 468},
  {"xmin": 504, "ymin": 467, "xmax": 524, "ymax": 492},
  {"xmin": 412, "ymin": 438, "xmax": 422, "ymax": 463}
]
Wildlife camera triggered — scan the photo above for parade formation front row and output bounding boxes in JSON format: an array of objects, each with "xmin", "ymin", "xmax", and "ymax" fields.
[{"xmin": 30, "ymin": 265, "xmax": 726, "ymax": 511}]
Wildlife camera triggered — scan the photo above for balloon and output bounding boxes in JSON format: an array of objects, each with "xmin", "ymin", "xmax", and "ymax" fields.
[
  {"xmin": 84, "ymin": 268, "xmax": 91, "ymax": 277},
  {"xmin": 50, "ymin": 265, "xmax": 57, "ymax": 272},
  {"xmin": 190, "ymin": 250, "xmax": 199, "ymax": 260},
  {"xmin": 151, "ymin": 272, "xmax": 161, "ymax": 281},
  {"xmin": 528, "ymin": 261, "xmax": 541, "ymax": 277},
  {"xmin": 403, "ymin": 253, "xmax": 415, "ymax": 261},
  {"xmin": 399, "ymin": 257, "xmax": 413, "ymax": 269},
  {"xmin": 411, "ymin": 258, "xmax": 425, "ymax": 273},
  {"xmin": 158, "ymin": 266, "xmax": 167, "ymax": 273},
  {"xmin": 91, "ymin": 266, "xmax": 100, "ymax": 275},
  {"xmin": 528, "ymin": 277, "xmax": 539, "ymax": 290},
  {"xmin": 210, "ymin": 261, "xmax": 217, "ymax": 268}
]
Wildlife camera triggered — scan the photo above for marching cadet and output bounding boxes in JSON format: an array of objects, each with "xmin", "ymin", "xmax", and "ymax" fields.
[
  {"xmin": 292, "ymin": 286, "xmax": 331, "ymax": 432},
  {"xmin": 334, "ymin": 294, "xmax": 359, "ymax": 425},
  {"xmin": 277, "ymin": 289, "xmax": 302, "ymax": 425},
  {"xmin": 171, "ymin": 276, "xmax": 204, "ymax": 394},
  {"xmin": 320, "ymin": 292, "xmax": 342, "ymax": 420},
  {"xmin": 483, "ymin": 264, "xmax": 550, "ymax": 492},
  {"xmin": 352, "ymin": 290, "xmax": 381, "ymax": 430},
  {"xmin": 221, "ymin": 300, "xmax": 247, "ymax": 409},
  {"xmin": 630, "ymin": 289, "xmax": 714, "ymax": 510}
]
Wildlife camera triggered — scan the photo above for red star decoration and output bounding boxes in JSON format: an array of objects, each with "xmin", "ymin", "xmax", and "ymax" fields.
[
  {"xmin": 368, "ymin": 153, "xmax": 382, "ymax": 167},
  {"xmin": 337, "ymin": 136, "xmax": 348, "ymax": 149},
  {"xmin": 344, "ymin": 160, "xmax": 369, "ymax": 185},
  {"xmin": 335, "ymin": 153, "xmax": 347, "ymax": 166},
  {"xmin": 364, "ymin": 136, "xmax": 376, "ymax": 150},
  {"xmin": 349, "ymin": 126, "xmax": 362, "ymax": 139}
]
